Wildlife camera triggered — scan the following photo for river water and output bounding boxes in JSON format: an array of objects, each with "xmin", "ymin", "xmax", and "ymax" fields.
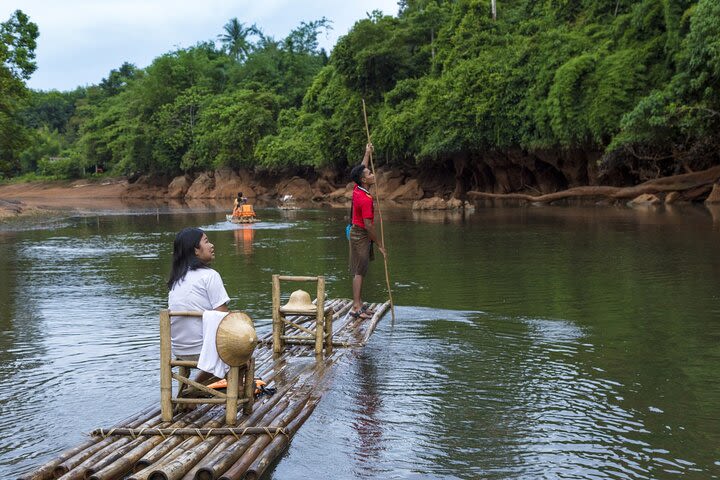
[{"xmin": 0, "ymin": 203, "xmax": 719, "ymax": 479}]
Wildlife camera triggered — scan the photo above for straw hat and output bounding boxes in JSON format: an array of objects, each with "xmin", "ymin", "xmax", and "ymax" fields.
[
  {"xmin": 215, "ymin": 312, "xmax": 257, "ymax": 366},
  {"xmin": 279, "ymin": 289, "xmax": 316, "ymax": 314}
]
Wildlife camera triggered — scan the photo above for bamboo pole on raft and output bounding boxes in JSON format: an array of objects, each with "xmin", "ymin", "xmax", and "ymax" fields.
[{"xmin": 362, "ymin": 98, "xmax": 396, "ymax": 323}]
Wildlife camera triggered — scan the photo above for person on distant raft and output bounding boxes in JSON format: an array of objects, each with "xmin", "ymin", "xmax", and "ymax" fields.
[
  {"xmin": 348, "ymin": 143, "xmax": 386, "ymax": 319},
  {"xmin": 232, "ymin": 192, "xmax": 247, "ymax": 217},
  {"xmin": 167, "ymin": 227, "xmax": 229, "ymax": 383}
]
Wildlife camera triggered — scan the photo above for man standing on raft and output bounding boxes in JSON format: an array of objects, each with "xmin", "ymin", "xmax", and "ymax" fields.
[{"xmin": 349, "ymin": 143, "xmax": 386, "ymax": 319}]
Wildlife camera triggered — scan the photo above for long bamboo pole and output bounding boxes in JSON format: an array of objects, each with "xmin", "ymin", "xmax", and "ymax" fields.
[
  {"xmin": 192, "ymin": 387, "xmax": 298, "ymax": 480},
  {"xmin": 18, "ymin": 405, "xmax": 160, "ymax": 480},
  {"xmin": 361, "ymin": 300, "xmax": 392, "ymax": 345},
  {"xmin": 87, "ymin": 406, "xmax": 214, "ymax": 480},
  {"xmin": 217, "ymin": 397, "xmax": 310, "ymax": 480},
  {"xmin": 193, "ymin": 399, "xmax": 292, "ymax": 480},
  {"xmin": 243, "ymin": 397, "xmax": 320, "ymax": 480},
  {"xmin": 128, "ymin": 410, "xmax": 227, "ymax": 480},
  {"xmin": 361, "ymin": 99, "xmax": 396, "ymax": 323},
  {"xmin": 54, "ymin": 412, "xmax": 165, "ymax": 479},
  {"xmin": 132, "ymin": 408, "xmax": 224, "ymax": 471}
]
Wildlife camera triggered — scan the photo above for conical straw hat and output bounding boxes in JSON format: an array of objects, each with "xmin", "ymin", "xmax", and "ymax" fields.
[
  {"xmin": 279, "ymin": 289, "xmax": 316, "ymax": 314},
  {"xmin": 215, "ymin": 311, "xmax": 257, "ymax": 366}
]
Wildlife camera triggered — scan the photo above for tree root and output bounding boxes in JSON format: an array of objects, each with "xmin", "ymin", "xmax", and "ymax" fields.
[{"xmin": 467, "ymin": 165, "xmax": 720, "ymax": 204}]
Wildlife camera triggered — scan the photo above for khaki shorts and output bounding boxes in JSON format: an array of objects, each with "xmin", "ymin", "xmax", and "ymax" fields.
[{"xmin": 349, "ymin": 225, "xmax": 374, "ymax": 276}]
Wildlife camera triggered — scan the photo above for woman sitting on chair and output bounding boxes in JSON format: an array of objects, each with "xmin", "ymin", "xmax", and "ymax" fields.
[{"xmin": 167, "ymin": 227, "xmax": 229, "ymax": 383}]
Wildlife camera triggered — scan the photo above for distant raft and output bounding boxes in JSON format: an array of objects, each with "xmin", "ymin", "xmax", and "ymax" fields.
[{"xmin": 227, "ymin": 204, "xmax": 258, "ymax": 223}]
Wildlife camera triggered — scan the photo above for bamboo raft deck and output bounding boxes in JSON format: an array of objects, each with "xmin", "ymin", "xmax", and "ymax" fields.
[{"xmin": 20, "ymin": 298, "xmax": 391, "ymax": 480}]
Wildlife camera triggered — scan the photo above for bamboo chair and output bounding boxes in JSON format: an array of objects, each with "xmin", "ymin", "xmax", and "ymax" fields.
[
  {"xmin": 159, "ymin": 310, "xmax": 255, "ymax": 425},
  {"xmin": 271, "ymin": 275, "xmax": 333, "ymax": 356}
]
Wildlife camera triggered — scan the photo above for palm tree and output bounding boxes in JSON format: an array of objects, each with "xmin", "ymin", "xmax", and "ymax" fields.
[{"xmin": 218, "ymin": 18, "xmax": 260, "ymax": 63}]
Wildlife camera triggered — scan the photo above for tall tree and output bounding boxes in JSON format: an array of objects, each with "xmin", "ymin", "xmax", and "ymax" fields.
[
  {"xmin": 0, "ymin": 10, "xmax": 38, "ymax": 177},
  {"xmin": 218, "ymin": 18, "xmax": 260, "ymax": 63}
]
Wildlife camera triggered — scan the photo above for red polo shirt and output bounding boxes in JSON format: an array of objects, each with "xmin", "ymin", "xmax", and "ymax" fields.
[{"xmin": 352, "ymin": 185, "xmax": 374, "ymax": 228}]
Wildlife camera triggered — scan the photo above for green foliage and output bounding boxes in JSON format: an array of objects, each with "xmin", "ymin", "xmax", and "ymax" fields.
[
  {"xmin": 195, "ymin": 88, "xmax": 282, "ymax": 169},
  {"xmin": 18, "ymin": 126, "xmax": 66, "ymax": 172},
  {"xmin": 10, "ymin": 1, "xmax": 719, "ymax": 180},
  {"xmin": 0, "ymin": 10, "xmax": 38, "ymax": 177},
  {"xmin": 612, "ymin": 0, "xmax": 720, "ymax": 162},
  {"xmin": 37, "ymin": 153, "xmax": 83, "ymax": 178},
  {"xmin": 255, "ymin": 108, "xmax": 326, "ymax": 169}
]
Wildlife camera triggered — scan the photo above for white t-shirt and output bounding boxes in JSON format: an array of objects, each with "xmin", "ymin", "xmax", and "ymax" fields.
[{"xmin": 168, "ymin": 267, "xmax": 230, "ymax": 356}]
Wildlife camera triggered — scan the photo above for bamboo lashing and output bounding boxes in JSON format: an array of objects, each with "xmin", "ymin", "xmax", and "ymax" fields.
[
  {"xmin": 93, "ymin": 426, "xmax": 288, "ymax": 437},
  {"xmin": 361, "ymin": 98, "xmax": 396, "ymax": 323}
]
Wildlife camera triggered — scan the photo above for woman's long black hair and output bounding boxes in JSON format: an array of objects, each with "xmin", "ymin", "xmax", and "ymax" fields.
[{"xmin": 167, "ymin": 227, "xmax": 209, "ymax": 290}]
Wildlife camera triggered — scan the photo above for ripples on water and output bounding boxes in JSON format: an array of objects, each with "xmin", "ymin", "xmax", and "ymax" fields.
[
  {"xmin": 1, "ymin": 207, "xmax": 718, "ymax": 479},
  {"xmin": 273, "ymin": 306, "xmax": 713, "ymax": 480}
]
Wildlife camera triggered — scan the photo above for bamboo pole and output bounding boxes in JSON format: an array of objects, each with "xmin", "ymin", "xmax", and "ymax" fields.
[
  {"xmin": 53, "ymin": 413, "xmax": 164, "ymax": 479},
  {"xmin": 362, "ymin": 98, "xmax": 396, "ymax": 323},
  {"xmin": 128, "ymin": 410, "xmax": 227, "ymax": 480},
  {"xmin": 131, "ymin": 408, "xmax": 221, "ymax": 471},
  {"xmin": 217, "ymin": 397, "xmax": 311, "ymax": 480},
  {"xmin": 361, "ymin": 300, "xmax": 392, "ymax": 345},
  {"xmin": 87, "ymin": 407, "xmax": 215, "ymax": 480},
  {"xmin": 243, "ymin": 358, "xmax": 255, "ymax": 415},
  {"xmin": 225, "ymin": 366, "xmax": 239, "ymax": 425},
  {"xmin": 276, "ymin": 275, "xmax": 318, "ymax": 282},
  {"xmin": 160, "ymin": 309, "xmax": 174, "ymax": 422},
  {"xmin": 244, "ymin": 397, "xmax": 320, "ymax": 480},
  {"xmin": 91, "ymin": 426, "xmax": 287, "ymax": 437},
  {"xmin": 156, "ymin": 392, "xmax": 296, "ymax": 480},
  {"xmin": 315, "ymin": 276, "xmax": 325, "ymax": 356},
  {"xmin": 174, "ymin": 441, "xmax": 226, "ymax": 480},
  {"xmin": 271, "ymin": 275, "xmax": 282, "ymax": 354},
  {"xmin": 325, "ymin": 311, "xmax": 333, "ymax": 354},
  {"xmin": 275, "ymin": 337, "xmax": 358, "ymax": 348},
  {"xmin": 18, "ymin": 405, "xmax": 160, "ymax": 480},
  {"xmin": 192, "ymin": 398, "xmax": 292, "ymax": 480}
]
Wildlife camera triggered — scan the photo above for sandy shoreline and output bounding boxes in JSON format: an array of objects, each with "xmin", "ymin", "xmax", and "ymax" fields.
[{"xmin": 0, "ymin": 178, "xmax": 154, "ymax": 221}]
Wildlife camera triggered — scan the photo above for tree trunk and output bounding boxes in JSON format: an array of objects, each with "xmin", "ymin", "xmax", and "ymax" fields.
[{"xmin": 467, "ymin": 165, "xmax": 720, "ymax": 204}]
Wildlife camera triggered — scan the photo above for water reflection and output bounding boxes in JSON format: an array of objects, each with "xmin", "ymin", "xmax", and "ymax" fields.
[
  {"xmin": 233, "ymin": 226, "xmax": 255, "ymax": 255},
  {"xmin": 410, "ymin": 209, "xmax": 471, "ymax": 224},
  {"xmin": 706, "ymin": 204, "xmax": 720, "ymax": 228},
  {"xmin": 1, "ymin": 205, "xmax": 719, "ymax": 479},
  {"xmin": 350, "ymin": 351, "xmax": 383, "ymax": 471}
]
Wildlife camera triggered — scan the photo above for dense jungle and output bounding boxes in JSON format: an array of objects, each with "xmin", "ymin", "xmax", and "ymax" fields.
[{"xmin": 1, "ymin": 0, "xmax": 720, "ymax": 199}]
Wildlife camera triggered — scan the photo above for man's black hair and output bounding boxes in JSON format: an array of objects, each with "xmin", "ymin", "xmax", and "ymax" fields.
[{"xmin": 350, "ymin": 164, "xmax": 366, "ymax": 186}]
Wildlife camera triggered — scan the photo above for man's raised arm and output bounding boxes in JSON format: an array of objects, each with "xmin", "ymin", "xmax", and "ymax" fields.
[{"xmin": 361, "ymin": 143, "xmax": 373, "ymax": 168}]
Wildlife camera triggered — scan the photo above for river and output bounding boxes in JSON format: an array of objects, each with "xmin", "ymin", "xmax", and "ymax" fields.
[{"xmin": 1, "ymin": 203, "xmax": 719, "ymax": 479}]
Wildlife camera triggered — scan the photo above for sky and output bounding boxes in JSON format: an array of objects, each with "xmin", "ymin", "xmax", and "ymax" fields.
[{"xmin": 1, "ymin": 0, "xmax": 400, "ymax": 91}]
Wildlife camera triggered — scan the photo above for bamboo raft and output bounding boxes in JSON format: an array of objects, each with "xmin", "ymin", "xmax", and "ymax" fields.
[{"xmin": 20, "ymin": 297, "xmax": 391, "ymax": 480}]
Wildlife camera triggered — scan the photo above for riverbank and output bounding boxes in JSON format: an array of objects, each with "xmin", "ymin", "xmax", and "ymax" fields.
[
  {"xmin": 3, "ymin": 164, "xmax": 720, "ymax": 222},
  {"xmin": 0, "ymin": 178, "xmax": 130, "ymax": 220},
  {"xmin": 0, "ymin": 167, "xmax": 433, "ymax": 221}
]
